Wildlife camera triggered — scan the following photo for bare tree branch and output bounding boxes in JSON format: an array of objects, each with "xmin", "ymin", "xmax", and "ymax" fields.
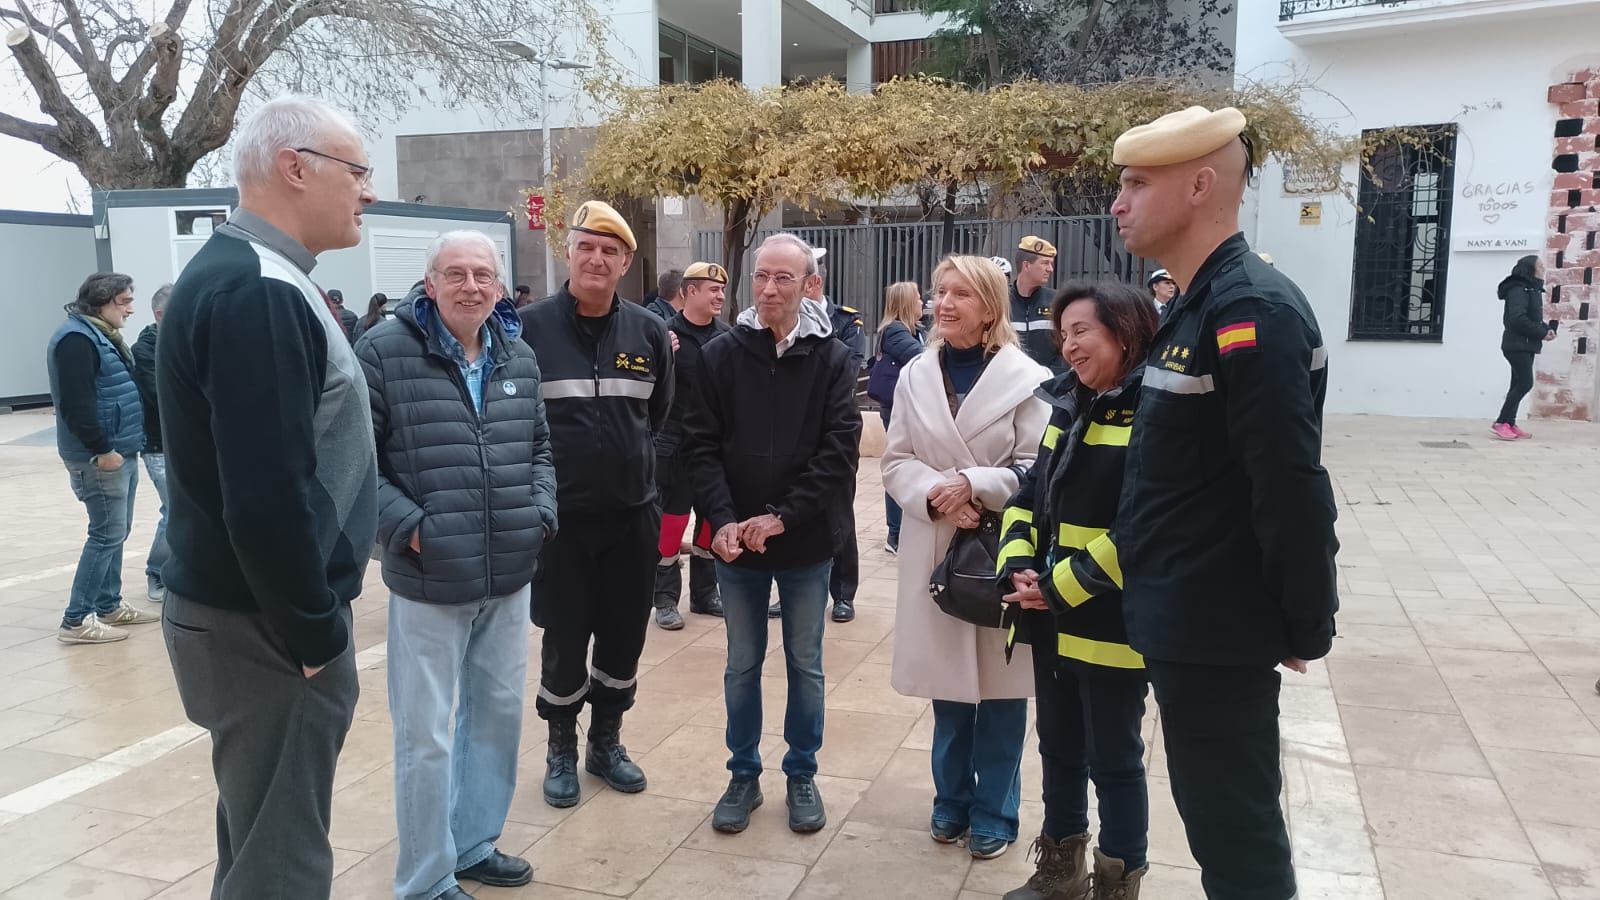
[{"xmin": 0, "ymin": 2, "xmax": 85, "ymax": 68}]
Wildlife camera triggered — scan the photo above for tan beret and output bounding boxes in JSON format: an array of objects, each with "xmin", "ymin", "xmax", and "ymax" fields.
[
  {"xmin": 683, "ymin": 261, "xmax": 728, "ymax": 284},
  {"xmin": 1019, "ymin": 236, "xmax": 1057, "ymax": 258},
  {"xmin": 1112, "ymin": 106, "xmax": 1248, "ymax": 167},
  {"xmin": 570, "ymin": 200, "xmax": 636, "ymax": 252}
]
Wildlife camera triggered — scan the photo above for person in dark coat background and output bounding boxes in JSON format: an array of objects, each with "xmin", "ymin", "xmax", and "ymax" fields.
[
  {"xmin": 869, "ymin": 280, "xmax": 925, "ymax": 554},
  {"xmin": 132, "ymin": 283, "xmax": 174, "ymax": 603},
  {"xmin": 1492, "ymin": 254, "xmax": 1554, "ymax": 441}
]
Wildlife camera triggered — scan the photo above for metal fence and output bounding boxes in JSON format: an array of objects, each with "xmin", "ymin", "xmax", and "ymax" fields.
[{"xmin": 692, "ymin": 215, "xmax": 1151, "ymax": 340}]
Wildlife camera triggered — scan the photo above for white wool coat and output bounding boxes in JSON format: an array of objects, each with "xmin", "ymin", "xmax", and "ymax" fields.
[{"xmin": 882, "ymin": 344, "xmax": 1051, "ymax": 703}]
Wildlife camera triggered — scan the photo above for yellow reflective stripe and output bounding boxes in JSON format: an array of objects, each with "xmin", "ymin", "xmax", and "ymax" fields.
[
  {"xmin": 1007, "ymin": 621, "xmax": 1017, "ymax": 648},
  {"xmin": 1042, "ymin": 424, "xmax": 1063, "ymax": 450},
  {"xmin": 1001, "ymin": 506, "xmax": 1033, "ymax": 534},
  {"xmin": 1086, "ymin": 533, "xmax": 1123, "ymax": 589},
  {"xmin": 1050, "ymin": 558, "xmax": 1093, "ymax": 607},
  {"xmin": 1057, "ymin": 522, "xmax": 1107, "ymax": 551},
  {"xmin": 1083, "ymin": 422, "xmax": 1131, "ymax": 447},
  {"xmin": 1056, "ymin": 633, "xmax": 1145, "ymax": 669},
  {"xmin": 996, "ymin": 539, "xmax": 1036, "ymax": 572},
  {"xmin": 1029, "ymin": 526, "xmax": 1038, "ymax": 547}
]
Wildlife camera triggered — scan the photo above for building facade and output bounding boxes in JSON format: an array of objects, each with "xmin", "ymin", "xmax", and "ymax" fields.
[
  {"xmin": 376, "ymin": 0, "xmax": 947, "ymax": 299},
  {"xmin": 1237, "ymin": 0, "xmax": 1600, "ymax": 420}
]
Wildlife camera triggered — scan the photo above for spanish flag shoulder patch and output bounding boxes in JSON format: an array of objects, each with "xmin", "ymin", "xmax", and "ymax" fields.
[{"xmin": 1216, "ymin": 321, "xmax": 1258, "ymax": 355}]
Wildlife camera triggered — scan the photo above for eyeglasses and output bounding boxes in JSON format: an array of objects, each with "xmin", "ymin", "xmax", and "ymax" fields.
[
  {"xmin": 752, "ymin": 272, "xmax": 801, "ymax": 288},
  {"xmin": 295, "ymin": 147, "xmax": 374, "ymax": 187},
  {"xmin": 436, "ymin": 268, "xmax": 499, "ymax": 288}
]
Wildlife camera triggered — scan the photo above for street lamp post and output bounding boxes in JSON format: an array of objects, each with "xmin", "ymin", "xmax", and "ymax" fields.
[{"xmin": 491, "ymin": 39, "xmax": 591, "ymax": 296}]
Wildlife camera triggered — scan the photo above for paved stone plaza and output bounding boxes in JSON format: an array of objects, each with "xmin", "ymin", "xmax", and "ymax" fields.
[{"xmin": 0, "ymin": 408, "xmax": 1597, "ymax": 900}]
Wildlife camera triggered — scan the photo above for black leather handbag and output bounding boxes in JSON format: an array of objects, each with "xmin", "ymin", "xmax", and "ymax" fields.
[{"xmin": 928, "ymin": 510, "xmax": 1006, "ymax": 629}]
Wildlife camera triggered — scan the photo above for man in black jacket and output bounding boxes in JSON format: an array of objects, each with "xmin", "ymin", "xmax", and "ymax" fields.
[
  {"xmin": 1011, "ymin": 236, "xmax": 1060, "ymax": 373},
  {"xmin": 518, "ymin": 201, "xmax": 674, "ymax": 809},
  {"xmin": 157, "ymin": 95, "xmax": 378, "ymax": 898},
  {"xmin": 685, "ymin": 233, "xmax": 862, "ymax": 837},
  {"xmin": 1110, "ymin": 106, "xmax": 1339, "ymax": 900},
  {"xmin": 132, "ymin": 283, "xmax": 173, "ymax": 603},
  {"xmin": 652, "ymin": 261, "xmax": 730, "ymax": 630},
  {"xmin": 357, "ymin": 231, "xmax": 556, "ymax": 899}
]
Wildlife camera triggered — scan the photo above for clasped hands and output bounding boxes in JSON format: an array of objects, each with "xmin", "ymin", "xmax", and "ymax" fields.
[
  {"xmin": 712, "ymin": 514, "xmax": 785, "ymax": 562},
  {"xmin": 927, "ymin": 474, "xmax": 980, "ymax": 530}
]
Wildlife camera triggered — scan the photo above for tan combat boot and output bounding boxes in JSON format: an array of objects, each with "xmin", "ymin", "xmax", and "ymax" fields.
[
  {"xmin": 1002, "ymin": 832, "xmax": 1091, "ymax": 900},
  {"xmin": 1090, "ymin": 847, "xmax": 1147, "ymax": 900}
]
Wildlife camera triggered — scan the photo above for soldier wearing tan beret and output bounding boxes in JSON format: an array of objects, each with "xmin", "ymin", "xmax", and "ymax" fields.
[
  {"xmin": 517, "ymin": 199, "xmax": 676, "ymax": 810},
  {"xmin": 1009, "ymin": 236, "xmax": 1061, "ymax": 373},
  {"xmin": 1106, "ymin": 106, "xmax": 1338, "ymax": 900}
]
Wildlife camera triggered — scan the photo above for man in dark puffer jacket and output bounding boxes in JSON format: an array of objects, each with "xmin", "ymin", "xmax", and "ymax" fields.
[{"xmin": 356, "ymin": 231, "xmax": 556, "ymax": 900}]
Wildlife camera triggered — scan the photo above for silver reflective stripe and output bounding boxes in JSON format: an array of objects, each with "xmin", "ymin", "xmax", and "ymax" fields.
[
  {"xmin": 541, "ymin": 378, "xmax": 655, "ymax": 400},
  {"xmin": 597, "ymin": 379, "xmax": 655, "ymax": 400},
  {"xmin": 1143, "ymin": 366, "xmax": 1215, "ymax": 395},
  {"xmin": 590, "ymin": 666, "xmax": 637, "ymax": 690},
  {"xmin": 1310, "ymin": 345, "xmax": 1328, "ymax": 371},
  {"xmin": 538, "ymin": 679, "xmax": 590, "ymax": 706},
  {"xmin": 1019, "ymin": 319, "xmax": 1055, "ymax": 332}
]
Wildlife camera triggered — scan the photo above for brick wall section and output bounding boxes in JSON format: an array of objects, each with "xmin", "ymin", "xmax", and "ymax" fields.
[{"xmin": 1534, "ymin": 68, "xmax": 1600, "ymax": 420}]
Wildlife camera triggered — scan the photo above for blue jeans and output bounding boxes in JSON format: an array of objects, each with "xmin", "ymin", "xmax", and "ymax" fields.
[
  {"xmin": 142, "ymin": 453, "xmax": 171, "ymax": 582},
  {"xmin": 389, "ymin": 585, "xmax": 531, "ymax": 900},
  {"xmin": 717, "ymin": 560, "xmax": 831, "ymax": 779},
  {"xmin": 63, "ymin": 455, "xmax": 139, "ymax": 627},
  {"xmin": 879, "ymin": 409, "xmax": 902, "ymax": 544},
  {"xmin": 931, "ymin": 698, "xmax": 1028, "ymax": 842},
  {"xmin": 1034, "ymin": 651, "xmax": 1150, "ymax": 869}
]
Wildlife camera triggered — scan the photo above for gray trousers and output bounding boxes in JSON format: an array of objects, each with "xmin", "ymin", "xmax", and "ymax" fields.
[{"xmin": 163, "ymin": 594, "xmax": 359, "ymax": 900}]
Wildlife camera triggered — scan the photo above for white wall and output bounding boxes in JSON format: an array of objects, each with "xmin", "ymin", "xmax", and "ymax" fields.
[
  {"xmin": 317, "ymin": 213, "xmax": 514, "ymax": 303},
  {"xmin": 1236, "ymin": 0, "xmax": 1600, "ymax": 418},
  {"xmin": 1, "ymin": 216, "xmax": 97, "ymax": 402}
]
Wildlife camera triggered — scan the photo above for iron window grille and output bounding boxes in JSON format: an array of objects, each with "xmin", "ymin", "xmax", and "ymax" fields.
[
  {"xmin": 1280, "ymin": 0, "xmax": 1413, "ymax": 19},
  {"xmin": 1348, "ymin": 124, "xmax": 1457, "ymax": 342}
]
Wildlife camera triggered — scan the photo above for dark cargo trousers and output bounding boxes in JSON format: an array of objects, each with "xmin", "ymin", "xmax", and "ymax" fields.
[
  {"xmin": 163, "ymin": 594, "xmax": 359, "ymax": 900},
  {"xmin": 1146, "ymin": 659, "xmax": 1296, "ymax": 900},
  {"xmin": 531, "ymin": 506, "xmax": 660, "ymax": 721}
]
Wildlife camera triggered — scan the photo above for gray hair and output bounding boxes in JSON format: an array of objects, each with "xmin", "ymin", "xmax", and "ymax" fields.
[
  {"xmin": 74, "ymin": 272, "xmax": 132, "ymax": 313},
  {"xmin": 233, "ymin": 95, "xmax": 362, "ymax": 188},
  {"xmin": 151, "ymin": 283, "xmax": 174, "ymax": 314},
  {"xmin": 755, "ymin": 233, "xmax": 818, "ymax": 276},
  {"xmin": 426, "ymin": 230, "xmax": 502, "ymax": 278}
]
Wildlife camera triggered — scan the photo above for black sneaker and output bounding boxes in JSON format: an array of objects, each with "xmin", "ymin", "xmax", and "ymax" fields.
[
  {"xmin": 712, "ymin": 777, "xmax": 763, "ymax": 833},
  {"xmin": 786, "ymin": 776, "xmax": 826, "ymax": 833},
  {"xmin": 831, "ymin": 599, "xmax": 855, "ymax": 623},
  {"xmin": 654, "ymin": 605, "xmax": 685, "ymax": 630}
]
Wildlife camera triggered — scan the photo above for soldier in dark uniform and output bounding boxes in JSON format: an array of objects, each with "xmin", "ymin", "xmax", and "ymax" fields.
[
  {"xmin": 652, "ymin": 261, "xmax": 731, "ymax": 629},
  {"xmin": 1109, "ymin": 106, "xmax": 1339, "ymax": 900},
  {"xmin": 774, "ymin": 248, "xmax": 864, "ymax": 623},
  {"xmin": 1010, "ymin": 237, "xmax": 1062, "ymax": 374}
]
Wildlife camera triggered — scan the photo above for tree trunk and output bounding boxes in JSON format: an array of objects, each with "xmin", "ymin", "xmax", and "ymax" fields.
[
  {"xmin": 1062, "ymin": 0, "xmax": 1109, "ymax": 84},
  {"xmin": 722, "ymin": 197, "xmax": 756, "ymax": 320},
  {"xmin": 939, "ymin": 179, "xmax": 958, "ymax": 256}
]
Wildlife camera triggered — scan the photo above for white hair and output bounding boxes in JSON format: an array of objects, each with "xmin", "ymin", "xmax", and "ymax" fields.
[
  {"xmin": 426, "ymin": 230, "xmax": 502, "ymax": 278},
  {"xmin": 756, "ymin": 233, "xmax": 818, "ymax": 275},
  {"xmin": 232, "ymin": 95, "xmax": 362, "ymax": 187}
]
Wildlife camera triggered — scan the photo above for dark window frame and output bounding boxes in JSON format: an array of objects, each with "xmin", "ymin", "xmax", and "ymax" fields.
[{"xmin": 1348, "ymin": 124, "xmax": 1457, "ymax": 343}]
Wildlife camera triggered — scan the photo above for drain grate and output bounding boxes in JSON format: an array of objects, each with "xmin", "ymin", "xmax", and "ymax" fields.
[{"xmin": 1419, "ymin": 440, "xmax": 1472, "ymax": 449}]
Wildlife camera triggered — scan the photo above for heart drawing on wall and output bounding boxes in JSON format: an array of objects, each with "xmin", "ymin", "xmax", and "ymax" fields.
[{"xmin": 1482, "ymin": 213, "xmax": 1502, "ymax": 225}]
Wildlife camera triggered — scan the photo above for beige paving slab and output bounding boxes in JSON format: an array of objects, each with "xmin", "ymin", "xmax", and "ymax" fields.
[
  {"xmin": 791, "ymin": 819, "xmax": 971, "ymax": 900},
  {"xmin": 631, "ymin": 847, "xmax": 807, "ymax": 900},
  {"xmin": 1376, "ymin": 846, "xmax": 1557, "ymax": 900},
  {"xmin": 1354, "ymin": 765, "xmax": 1536, "ymax": 863},
  {"xmin": 1453, "ymin": 692, "xmax": 1600, "ymax": 757},
  {"xmin": 0, "ymin": 862, "xmax": 167, "ymax": 900},
  {"xmin": 529, "ymin": 790, "xmax": 713, "ymax": 896},
  {"xmin": 1327, "ymin": 659, "xmax": 1459, "ymax": 715},
  {"xmin": 681, "ymin": 772, "xmax": 870, "ymax": 867},
  {"xmin": 1483, "ymin": 747, "xmax": 1600, "ymax": 831},
  {"xmin": 1339, "ymin": 706, "xmax": 1492, "ymax": 777},
  {"xmin": 0, "ymin": 802, "xmax": 149, "ymax": 893}
]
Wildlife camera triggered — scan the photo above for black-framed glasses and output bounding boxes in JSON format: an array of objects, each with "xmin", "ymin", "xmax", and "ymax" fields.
[{"xmin": 295, "ymin": 147, "xmax": 374, "ymax": 186}]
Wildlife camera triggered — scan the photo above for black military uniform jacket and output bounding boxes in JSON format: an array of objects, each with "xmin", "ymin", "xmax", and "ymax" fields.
[
  {"xmin": 1010, "ymin": 282, "xmax": 1063, "ymax": 375},
  {"xmin": 823, "ymin": 299, "xmax": 865, "ymax": 372},
  {"xmin": 519, "ymin": 284, "xmax": 674, "ymax": 515},
  {"xmin": 1120, "ymin": 233, "xmax": 1339, "ymax": 667},
  {"xmin": 997, "ymin": 370, "xmax": 1142, "ymax": 671}
]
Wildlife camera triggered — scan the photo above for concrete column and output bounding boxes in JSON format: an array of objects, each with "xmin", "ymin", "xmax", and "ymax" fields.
[
  {"xmin": 741, "ymin": 0, "xmax": 783, "ymax": 88},
  {"xmin": 846, "ymin": 41, "xmax": 872, "ymax": 93}
]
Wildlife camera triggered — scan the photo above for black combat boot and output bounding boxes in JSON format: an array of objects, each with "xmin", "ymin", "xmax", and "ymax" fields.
[
  {"xmin": 543, "ymin": 717, "xmax": 581, "ymax": 808},
  {"xmin": 687, "ymin": 552, "xmax": 724, "ymax": 617},
  {"xmin": 653, "ymin": 562, "xmax": 684, "ymax": 630},
  {"xmin": 586, "ymin": 708, "xmax": 647, "ymax": 793}
]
